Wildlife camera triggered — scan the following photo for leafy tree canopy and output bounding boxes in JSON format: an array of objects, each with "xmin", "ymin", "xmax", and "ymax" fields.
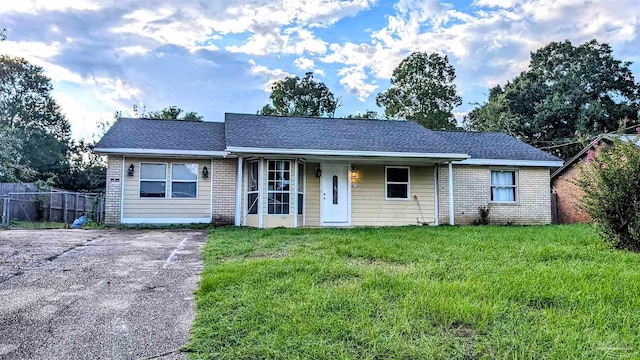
[
  {"xmin": 0, "ymin": 55, "xmax": 71, "ymax": 182},
  {"xmin": 259, "ymin": 72, "xmax": 341, "ymax": 117},
  {"xmin": 464, "ymin": 39, "xmax": 640, "ymax": 159},
  {"xmin": 376, "ymin": 52, "xmax": 462, "ymax": 130},
  {"xmin": 141, "ymin": 105, "xmax": 203, "ymax": 121},
  {"xmin": 344, "ymin": 110, "xmax": 379, "ymax": 120}
]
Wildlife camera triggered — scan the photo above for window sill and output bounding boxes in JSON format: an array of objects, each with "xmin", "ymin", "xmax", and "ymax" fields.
[
  {"xmin": 385, "ymin": 198, "xmax": 411, "ymax": 201},
  {"xmin": 489, "ymin": 201, "xmax": 519, "ymax": 206}
]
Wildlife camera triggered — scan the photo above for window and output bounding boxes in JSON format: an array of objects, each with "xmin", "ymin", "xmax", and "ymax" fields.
[
  {"xmin": 247, "ymin": 161, "xmax": 259, "ymax": 214},
  {"xmin": 491, "ymin": 170, "xmax": 517, "ymax": 202},
  {"xmin": 268, "ymin": 160, "xmax": 290, "ymax": 214},
  {"xmin": 171, "ymin": 163, "xmax": 198, "ymax": 198},
  {"xmin": 332, "ymin": 175, "xmax": 339, "ymax": 204},
  {"xmin": 386, "ymin": 167, "xmax": 410, "ymax": 200},
  {"xmin": 140, "ymin": 163, "xmax": 167, "ymax": 198},
  {"xmin": 297, "ymin": 162, "xmax": 304, "ymax": 215}
]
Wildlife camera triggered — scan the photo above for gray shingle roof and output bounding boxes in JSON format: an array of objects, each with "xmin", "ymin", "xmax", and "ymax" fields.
[
  {"xmin": 433, "ymin": 131, "xmax": 562, "ymax": 161},
  {"xmin": 95, "ymin": 118, "xmax": 226, "ymax": 152},
  {"xmin": 95, "ymin": 114, "xmax": 561, "ymax": 164},
  {"xmin": 224, "ymin": 113, "xmax": 461, "ymax": 154}
]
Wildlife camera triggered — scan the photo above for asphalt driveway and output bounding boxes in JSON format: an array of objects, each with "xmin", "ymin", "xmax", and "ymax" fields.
[{"xmin": 0, "ymin": 229, "xmax": 206, "ymax": 360}]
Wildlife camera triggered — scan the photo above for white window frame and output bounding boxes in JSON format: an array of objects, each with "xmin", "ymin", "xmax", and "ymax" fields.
[
  {"xmin": 246, "ymin": 160, "xmax": 259, "ymax": 215},
  {"xmin": 139, "ymin": 162, "xmax": 168, "ymax": 199},
  {"xmin": 267, "ymin": 160, "xmax": 291, "ymax": 215},
  {"xmin": 385, "ymin": 166, "xmax": 410, "ymax": 200},
  {"xmin": 297, "ymin": 161, "xmax": 305, "ymax": 216},
  {"xmin": 171, "ymin": 163, "xmax": 199, "ymax": 199},
  {"xmin": 490, "ymin": 169, "xmax": 518, "ymax": 203}
]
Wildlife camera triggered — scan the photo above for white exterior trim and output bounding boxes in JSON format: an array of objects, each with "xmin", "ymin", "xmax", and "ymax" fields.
[
  {"xmin": 448, "ymin": 161, "xmax": 454, "ymax": 226},
  {"xmin": 302, "ymin": 162, "xmax": 307, "ymax": 227},
  {"xmin": 293, "ymin": 158, "xmax": 298, "ymax": 228},
  {"xmin": 95, "ymin": 148, "xmax": 228, "ymax": 157},
  {"xmin": 120, "ymin": 156, "xmax": 126, "ymax": 223},
  {"xmin": 434, "ymin": 165, "xmax": 439, "ymax": 226},
  {"xmin": 454, "ymin": 158, "xmax": 563, "ymax": 167},
  {"xmin": 227, "ymin": 146, "xmax": 469, "ymax": 159},
  {"xmin": 384, "ymin": 166, "xmax": 411, "ymax": 201},
  {"xmin": 234, "ymin": 156, "xmax": 243, "ymax": 226},
  {"xmin": 121, "ymin": 217, "xmax": 211, "ymax": 224},
  {"xmin": 258, "ymin": 158, "xmax": 264, "ymax": 228},
  {"xmin": 209, "ymin": 158, "xmax": 213, "ymax": 223}
]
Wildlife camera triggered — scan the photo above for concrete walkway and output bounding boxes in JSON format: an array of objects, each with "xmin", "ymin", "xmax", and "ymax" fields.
[{"xmin": 0, "ymin": 229, "xmax": 206, "ymax": 360}]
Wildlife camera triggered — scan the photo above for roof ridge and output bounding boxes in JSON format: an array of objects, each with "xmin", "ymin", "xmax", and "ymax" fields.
[{"xmin": 224, "ymin": 112, "xmax": 411, "ymax": 124}]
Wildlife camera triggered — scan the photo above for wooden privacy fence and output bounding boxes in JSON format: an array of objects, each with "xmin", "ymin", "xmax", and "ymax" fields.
[{"xmin": 0, "ymin": 191, "xmax": 105, "ymax": 226}]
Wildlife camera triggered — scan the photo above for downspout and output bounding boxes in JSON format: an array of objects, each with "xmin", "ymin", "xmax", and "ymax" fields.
[
  {"xmin": 234, "ymin": 156, "xmax": 243, "ymax": 226},
  {"xmin": 293, "ymin": 158, "xmax": 298, "ymax": 228},
  {"xmin": 448, "ymin": 161, "xmax": 454, "ymax": 225},
  {"xmin": 434, "ymin": 164, "xmax": 439, "ymax": 226}
]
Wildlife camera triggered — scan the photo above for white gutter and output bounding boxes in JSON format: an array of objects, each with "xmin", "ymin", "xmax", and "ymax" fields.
[
  {"xmin": 94, "ymin": 148, "xmax": 229, "ymax": 157},
  {"xmin": 234, "ymin": 156, "xmax": 243, "ymax": 226},
  {"xmin": 454, "ymin": 158, "xmax": 563, "ymax": 167},
  {"xmin": 226, "ymin": 146, "xmax": 469, "ymax": 159},
  {"xmin": 448, "ymin": 161, "xmax": 454, "ymax": 226},
  {"xmin": 434, "ymin": 165, "xmax": 439, "ymax": 226}
]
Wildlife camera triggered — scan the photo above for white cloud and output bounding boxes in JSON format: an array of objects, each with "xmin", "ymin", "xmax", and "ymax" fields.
[
  {"xmin": 0, "ymin": 0, "xmax": 99, "ymax": 14},
  {"xmin": 117, "ymin": 46, "xmax": 150, "ymax": 56},
  {"xmin": 337, "ymin": 67, "xmax": 378, "ymax": 101},
  {"xmin": 248, "ymin": 60, "xmax": 295, "ymax": 92}
]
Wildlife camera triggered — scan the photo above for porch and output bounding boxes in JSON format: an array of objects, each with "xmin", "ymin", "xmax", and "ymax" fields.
[{"xmin": 234, "ymin": 156, "xmax": 459, "ymax": 228}]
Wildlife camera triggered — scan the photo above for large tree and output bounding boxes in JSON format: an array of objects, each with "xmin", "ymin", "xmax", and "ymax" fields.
[
  {"xmin": 465, "ymin": 39, "xmax": 640, "ymax": 159},
  {"xmin": 0, "ymin": 55, "xmax": 71, "ymax": 182},
  {"xmin": 141, "ymin": 105, "xmax": 203, "ymax": 121},
  {"xmin": 259, "ymin": 72, "xmax": 341, "ymax": 117},
  {"xmin": 376, "ymin": 52, "xmax": 462, "ymax": 129}
]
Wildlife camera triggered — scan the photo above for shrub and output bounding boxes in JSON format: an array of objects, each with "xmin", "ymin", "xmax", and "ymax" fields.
[
  {"xmin": 472, "ymin": 206, "xmax": 491, "ymax": 225},
  {"xmin": 577, "ymin": 132, "xmax": 640, "ymax": 251}
]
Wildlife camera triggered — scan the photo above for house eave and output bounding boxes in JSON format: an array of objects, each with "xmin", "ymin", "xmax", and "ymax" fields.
[
  {"xmin": 93, "ymin": 147, "xmax": 229, "ymax": 158},
  {"xmin": 225, "ymin": 146, "xmax": 470, "ymax": 160},
  {"xmin": 455, "ymin": 158, "xmax": 564, "ymax": 167}
]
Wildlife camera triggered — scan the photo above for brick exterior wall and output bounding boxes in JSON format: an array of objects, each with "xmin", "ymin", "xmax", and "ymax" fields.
[
  {"xmin": 104, "ymin": 155, "xmax": 123, "ymax": 224},
  {"xmin": 438, "ymin": 165, "xmax": 552, "ymax": 225},
  {"xmin": 551, "ymin": 163, "xmax": 590, "ymax": 223},
  {"xmin": 212, "ymin": 158, "xmax": 237, "ymax": 225}
]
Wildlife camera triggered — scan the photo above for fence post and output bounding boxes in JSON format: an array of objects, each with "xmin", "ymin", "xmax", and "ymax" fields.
[
  {"xmin": 74, "ymin": 193, "xmax": 79, "ymax": 220},
  {"xmin": 63, "ymin": 192, "xmax": 68, "ymax": 227},
  {"xmin": 1, "ymin": 197, "xmax": 7, "ymax": 226}
]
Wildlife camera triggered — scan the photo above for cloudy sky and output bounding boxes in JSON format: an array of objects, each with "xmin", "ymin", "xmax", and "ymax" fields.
[{"xmin": 2, "ymin": 0, "xmax": 639, "ymax": 140}]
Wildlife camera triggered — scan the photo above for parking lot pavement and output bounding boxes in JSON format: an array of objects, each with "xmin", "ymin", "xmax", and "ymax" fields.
[{"xmin": 0, "ymin": 229, "xmax": 206, "ymax": 360}]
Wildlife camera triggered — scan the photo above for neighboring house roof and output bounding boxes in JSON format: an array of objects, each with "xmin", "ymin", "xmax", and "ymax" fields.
[
  {"xmin": 224, "ymin": 113, "xmax": 465, "ymax": 157},
  {"xmin": 551, "ymin": 133, "xmax": 640, "ymax": 179},
  {"xmin": 94, "ymin": 114, "xmax": 562, "ymax": 167},
  {"xmin": 94, "ymin": 118, "xmax": 226, "ymax": 156}
]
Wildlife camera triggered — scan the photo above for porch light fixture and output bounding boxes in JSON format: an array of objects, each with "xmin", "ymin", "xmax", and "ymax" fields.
[
  {"xmin": 202, "ymin": 166, "xmax": 209, "ymax": 178},
  {"xmin": 351, "ymin": 165, "xmax": 357, "ymax": 181},
  {"xmin": 127, "ymin": 164, "xmax": 134, "ymax": 176},
  {"xmin": 315, "ymin": 165, "xmax": 322, "ymax": 178}
]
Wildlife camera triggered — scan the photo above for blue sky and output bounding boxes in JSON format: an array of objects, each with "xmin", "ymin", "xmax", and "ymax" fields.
[{"xmin": 2, "ymin": 0, "xmax": 639, "ymax": 140}]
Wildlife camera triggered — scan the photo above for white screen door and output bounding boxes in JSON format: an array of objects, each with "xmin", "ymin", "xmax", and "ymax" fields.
[{"xmin": 321, "ymin": 164, "xmax": 349, "ymax": 225}]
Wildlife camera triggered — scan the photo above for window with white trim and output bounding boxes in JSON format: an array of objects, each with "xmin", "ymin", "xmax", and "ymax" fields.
[
  {"xmin": 247, "ymin": 161, "xmax": 259, "ymax": 214},
  {"xmin": 140, "ymin": 163, "xmax": 167, "ymax": 198},
  {"xmin": 491, "ymin": 170, "xmax": 517, "ymax": 202},
  {"xmin": 268, "ymin": 160, "xmax": 290, "ymax": 214},
  {"xmin": 297, "ymin": 162, "xmax": 304, "ymax": 215},
  {"xmin": 385, "ymin": 166, "xmax": 410, "ymax": 200},
  {"xmin": 171, "ymin": 163, "xmax": 198, "ymax": 198}
]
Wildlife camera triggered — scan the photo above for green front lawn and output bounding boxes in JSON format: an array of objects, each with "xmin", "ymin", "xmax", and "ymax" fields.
[{"xmin": 188, "ymin": 225, "xmax": 640, "ymax": 359}]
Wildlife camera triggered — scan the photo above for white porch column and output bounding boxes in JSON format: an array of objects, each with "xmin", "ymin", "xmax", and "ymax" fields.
[
  {"xmin": 258, "ymin": 158, "xmax": 264, "ymax": 228},
  {"xmin": 448, "ymin": 161, "xmax": 454, "ymax": 225},
  {"xmin": 434, "ymin": 165, "xmax": 439, "ymax": 226},
  {"xmin": 234, "ymin": 156, "xmax": 243, "ymax": 226},
  {"xmin": 293, "ymin": 158, "xmax": 298, "ymax": 228}
]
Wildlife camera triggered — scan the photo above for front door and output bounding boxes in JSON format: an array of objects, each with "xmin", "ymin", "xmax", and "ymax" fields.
[{"xmin": 320, "ymin": 164, "xmax": 350, "ymax": 226}]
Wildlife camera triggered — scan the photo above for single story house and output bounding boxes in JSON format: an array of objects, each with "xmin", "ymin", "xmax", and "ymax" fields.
[
  {"xmin": 551, "ymin": 134, "xmax": 638, "ymax": 223},
  {"xmin": 94, "ymin": 113, "xmax": 563, "ymax": 227}
]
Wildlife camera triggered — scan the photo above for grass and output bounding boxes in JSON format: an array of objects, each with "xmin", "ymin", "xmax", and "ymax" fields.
[
  {"xmin": 9, "ymin": 220, "xmax": 67, "ymax": 229},
  {"xmin": 187, "ymin": 225, "xmax": 640, "ymax": 359}
]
